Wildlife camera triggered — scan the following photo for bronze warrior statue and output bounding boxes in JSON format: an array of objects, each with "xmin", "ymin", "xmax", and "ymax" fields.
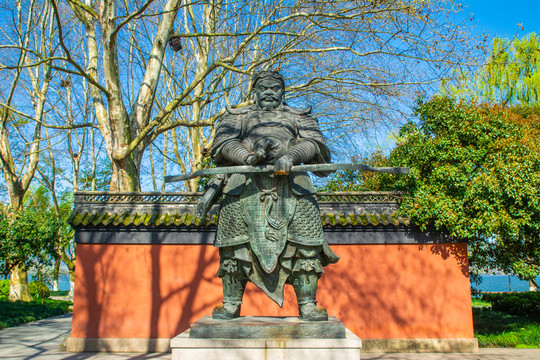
[{"xmin": 210, "ymin": 71, "xmax": 339, "ymax": 321}]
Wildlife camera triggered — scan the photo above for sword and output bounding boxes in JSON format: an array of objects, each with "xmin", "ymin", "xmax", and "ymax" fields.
[{"xmin": 165, "ymin": 163, "xmax": 409, "ymax": 183}]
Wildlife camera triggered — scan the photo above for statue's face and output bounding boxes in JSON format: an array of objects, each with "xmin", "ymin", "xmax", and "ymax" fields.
[{"xmin": 254, "ymin": 79, "xmax": 284, "ymax": 110}]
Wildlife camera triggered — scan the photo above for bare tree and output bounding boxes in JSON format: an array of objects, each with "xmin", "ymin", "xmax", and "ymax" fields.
[
  {"xmin": 42, "ymin": 0, "xmax": 477, "ymax": 192},
  {"xmin": 0, "ymin": 0, "xmax": 59, "ymax": 300},
  {"xmin": 37, "ymin": 51, "xmax": 104, "ymax": 296}
]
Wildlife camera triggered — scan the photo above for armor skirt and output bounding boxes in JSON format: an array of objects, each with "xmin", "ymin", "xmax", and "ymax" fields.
[{"xmin": 215, "ymin": 174, "xmax": 339, "ymax": 306}]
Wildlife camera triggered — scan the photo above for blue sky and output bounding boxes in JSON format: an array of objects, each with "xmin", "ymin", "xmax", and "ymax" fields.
[
  {"xmin": 367, "ymin": 1, "xmax": 540, "ymax": 155},
  {"xmin": 464, "ymin": 0, "xmax": 540, "ymax": 39}
]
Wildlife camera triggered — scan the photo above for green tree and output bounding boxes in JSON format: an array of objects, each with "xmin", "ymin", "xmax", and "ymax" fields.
[
  {"xmin": 0, "ymin": 206, "xmax": 59, "ymax": 301},
  {"xmin": 386, "ymin": 97, "xmax": 540, "ymax": 287},
  {"xmin": 318, "ymin": 151, "xmax": 393, "ymax": 192},
  {"xmin": 24, "ymin": 186, "xmax": 76, "ymax": 296},
  {"xmin": 446, "ymin": 32, "xmax": 540, "ymax": 107},
  {"xmin": 79, "ymin": 160, "xmax": 113, "ymax": 192}
]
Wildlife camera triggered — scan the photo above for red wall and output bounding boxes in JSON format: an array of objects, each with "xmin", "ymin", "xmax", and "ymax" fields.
[{"xmin": 71, "ymin": 243, "xmax": 473, "ymax": 339}]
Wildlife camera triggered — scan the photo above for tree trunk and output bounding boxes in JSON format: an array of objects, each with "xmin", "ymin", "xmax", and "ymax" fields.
[
  {"xmin": 4, "ymin": 179, "xmax": 24, "ymax": 211},
  {"xmin": 69, "ymin": 269, "xmax": 75, "ymax": 299},
  {"xmin": 529, "ymin": 279, "xmax": 538, "ymax": 292},
  {"xmin": 62, "ymin": 252, "xmax": 76, "ymax": 299},
  {"xmin": 110, "ymin": 157, "xmax": 140, "ymax": 192},
  {"xmin": 9, "ymin": 265, "xmax": 32, "ymax": 302},
  {"xmin": 53, "ymin": 257, "xmax": 61, "ymax": 292}
]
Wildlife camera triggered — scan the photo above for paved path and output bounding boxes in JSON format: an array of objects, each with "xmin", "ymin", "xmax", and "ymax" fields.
[{"xmin": 1, "ymin": 314, "xmax": 540, "ymax": 359}]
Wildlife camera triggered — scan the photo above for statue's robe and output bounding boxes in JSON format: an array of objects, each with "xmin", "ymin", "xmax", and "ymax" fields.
[{"xmin": 210, "ymin": 104, "xmax": 339, "ymax": 306}]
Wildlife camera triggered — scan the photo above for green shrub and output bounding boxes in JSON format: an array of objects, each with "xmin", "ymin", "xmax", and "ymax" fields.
[
  {"xmin": 0, "ymin": 279, "xmax": 52, "ymax": 300},
  {"xmin": 483, "ymin": 292, "xmax": 540, "ymax": 316},
  {"xmin": 471, "ymin": 297, "xmax": 491, "ymax": 307},
  {"xmin": 50, "ymin": 290, "xmax": 69, "ymax": 297},
  {"xmin": 29, "ymin": 281, "xmax": 50, "ymax": 299},
  {"xmin": 0, "ymin": 279, "xmax": 9, "ymax": 300}
]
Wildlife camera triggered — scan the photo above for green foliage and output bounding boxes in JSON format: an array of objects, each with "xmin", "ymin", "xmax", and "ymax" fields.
[
  {"xmin": 29, "ymin": 281, "xmax": 50, "ymax": 299},
  {"xmin": 318, "ymin": 151, "xmax": 395, "ymax": 192},
  {"xmin": 0, "ymin": 298, "xmax": 72, "ymax": 330},
  {"xmin": 0, "ymin": 279, "xmax": 9, "ymax": 300},
  {"xmin": 445, "ymin": 32, "xmax": 540, "ymax": 107},
  {"xmin": 384, "ymin": 97, "xmax": 540, "ymax": 282},
  {"xmin": 195, "ymin": 152, "xmax": 216, "ymax": 191},
  {"xmin": 50, "ymin": 290, "xmax": 69, "ymax": 297},
  {"xmin": 482, "ymin": 292, "xmax": 540, "ymax": 316},
  {"xmin": 471, "ymin": 297, "xmax": 491, "ymax": 308},
  {"xmin": 0, "ymin": 206, "xmax": 60, "ymax": 275},
  {"xmin": 473, "ymin": 308, "xmax": 540, "ymax": 348},
  {"xmin": 24, "ymin": 185, "xmax": 51, "ymax": 211},
  {"xmin": 79, "ymin": 159, "xmax": 113, "ymax": 191},
  {"xmin": 23, "ymin": 186, "xmax": 75, "ymax": 278}
]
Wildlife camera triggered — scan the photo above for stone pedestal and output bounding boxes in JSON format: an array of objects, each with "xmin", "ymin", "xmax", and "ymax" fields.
[{"xmin": 171, "ymin": 316, "xmax": 362, "ymax": 360}]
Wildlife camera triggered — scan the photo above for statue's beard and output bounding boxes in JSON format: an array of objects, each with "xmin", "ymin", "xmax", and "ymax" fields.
[{"xmin": 258, "ymin": 97, "xmax": 281, "ymax": 110}]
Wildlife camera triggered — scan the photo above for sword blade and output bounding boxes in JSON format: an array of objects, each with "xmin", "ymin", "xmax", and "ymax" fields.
[
  {"xmin": 165, "ymin": 165, "xmax": 274, "ymax": 183},
  {"xmin": 165, "ymin": 163, "xmax": 409, "ymax": 183}
]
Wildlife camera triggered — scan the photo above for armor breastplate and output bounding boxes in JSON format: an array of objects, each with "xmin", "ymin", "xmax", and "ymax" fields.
[{"xmin": 242, "ymin": 110, "xmax": 297, "ymax": 164}]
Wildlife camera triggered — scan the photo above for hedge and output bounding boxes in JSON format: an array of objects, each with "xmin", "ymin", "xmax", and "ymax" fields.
[{"xmin": 482, "ymin": 292, "xmax": 540, "ymax": 316}]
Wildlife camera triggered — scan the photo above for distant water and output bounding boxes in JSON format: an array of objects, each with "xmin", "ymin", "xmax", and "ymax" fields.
[
  {"xmin": 10, "ymin": 274, "xmax": 537, "ymax": 293},
  {"xmin": 28, "ymin": 274, "xmax": 71, "ymax": 291},
  {"xmin": 56, "ymin": 274, "xmax": 71, "ymax": 291},
  {"xmin": 476, "ymin": 275, "xmax": 540, "ymax": 292}
]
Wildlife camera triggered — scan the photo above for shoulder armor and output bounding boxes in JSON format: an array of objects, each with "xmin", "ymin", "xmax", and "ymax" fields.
[
  {"xmin": 225, "ymin": 104, "xmax": 255, "ymax": 115},
  {"xmin": 282, "ymin": 104, "xmax": 312, "ymax": 115}
]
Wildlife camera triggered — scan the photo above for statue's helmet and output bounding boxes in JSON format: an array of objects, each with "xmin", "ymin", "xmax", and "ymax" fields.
[{"xmin": 251, "ymin": 70, "xmax": 285, "ymax": 91}]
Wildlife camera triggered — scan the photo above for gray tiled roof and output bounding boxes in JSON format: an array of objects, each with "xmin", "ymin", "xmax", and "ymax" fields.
[{"xmin": 69, "ymin": 191, "xmax": 409, "ymax": 228}]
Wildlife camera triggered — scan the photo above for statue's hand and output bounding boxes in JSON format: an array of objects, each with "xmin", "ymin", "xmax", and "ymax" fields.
[
  {"xmin": 246, "ymin": 148, "xmax": 266, "ymax": 165},
  {"xmin": 246, "ymin": 140, "xmax": 272, "ymax": 165},
  {"xmin": 274, "ymin": 155, "xmax": 293, "ymax": 175}
]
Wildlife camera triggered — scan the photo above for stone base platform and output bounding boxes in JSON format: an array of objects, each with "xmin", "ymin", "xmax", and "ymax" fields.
[
  {"xmin": 189, "ymin": 315, "xmax": 347, "ymax": 339},
  {"xmin": 171, "ymin": 316, "xmax": 362, "ymax": 360},
  {"xmin": 66, "ymin": 337, "xmax": 171, "ymax": 352}
]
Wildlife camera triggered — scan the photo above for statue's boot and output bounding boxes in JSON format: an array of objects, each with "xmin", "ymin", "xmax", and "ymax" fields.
[
  {"xmin": 212, "ymin": 270, "xmax": 247, "ymax": 320},
  {"xmin": 293, "ymin": 271, "xmax": 328, "ymax": 321}
]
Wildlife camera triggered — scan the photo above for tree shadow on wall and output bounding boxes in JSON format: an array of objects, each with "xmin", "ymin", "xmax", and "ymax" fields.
[
  {"xmin": 323, "ymin": 242, "xmax": 472, "ymax": 339},
  {"xmin": 72, "ymin": 244, "xmax": 110, "ymax": 340},
  {"xmin": 413, "ymin": 227, "xmax": 470, "ymax": 278},
  {"xmin": 148, "ymin": 238, "xmax": 221, "ymax": 340},
  {"xmin": 74, "ymin": 242, "xmax": 220, "ymax": 352},
  {"xmin": 429, "ymin": 242, "xmax": 470, "ymax": 277}
]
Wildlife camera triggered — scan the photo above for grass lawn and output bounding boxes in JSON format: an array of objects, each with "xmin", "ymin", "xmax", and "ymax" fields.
[
  {"xmin": 0, "ymin": 298, "xmax": 72, "ymax": 330},
  {"xmin": 473, "ymin": 307, "xmax": 540, "ymax": 348}
]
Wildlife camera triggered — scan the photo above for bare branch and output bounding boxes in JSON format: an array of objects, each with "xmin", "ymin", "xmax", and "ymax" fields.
[
  {"xmin": 50, "ymin": 0, "xmax": 110, "ymax": 96},
  {"xmin": 66, "ymin": 0, "xmax": 99, "ymax": 19},
  {"xmin": 112, "ymin": 0, "xmax": 155, "ymax": 38}
]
